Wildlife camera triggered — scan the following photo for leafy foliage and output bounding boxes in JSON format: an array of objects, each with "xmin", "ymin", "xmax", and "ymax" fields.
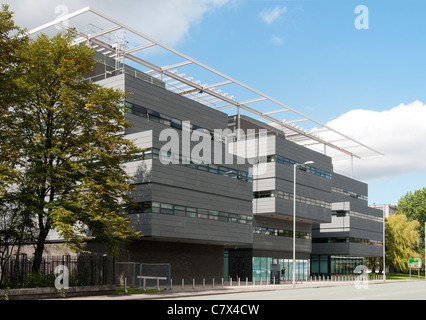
[
  {"xmin": 0, "ymin": 7, "xmax": 140, "ymax": 272},
  {"xmin": 385, "ymin": 214, "xmax": 420, "ymax": 273},
  {"xmin": 397, "ymin": 187, "xmax": 426, "ymax": 237}
]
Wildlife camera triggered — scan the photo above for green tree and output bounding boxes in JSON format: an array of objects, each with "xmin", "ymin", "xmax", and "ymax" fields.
[
  {"xmin": 385, "ymin": 214, "xmax": 420, "ymax": 273},
  {"xmin": 0, "ymin": 5, "xmax": 33, "ymax": 285},
  {"xmin": 397, "ymin": 188, "xmax": 426, "ymax": 237},
  {"xmin": 1, "ymin": 12, "xmax": 140, "ymax": 272},
  {"xmin": 0, "ymin": 4, "xmax": 27, "ymax": 197}
]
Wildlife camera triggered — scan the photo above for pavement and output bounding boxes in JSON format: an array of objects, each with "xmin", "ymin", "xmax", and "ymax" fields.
[{"xmin": 54, "ymin": 279, "xmax": 392, "ymax": 300}]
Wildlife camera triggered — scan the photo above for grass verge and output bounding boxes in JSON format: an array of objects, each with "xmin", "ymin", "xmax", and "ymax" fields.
[{"xmin": 115, "ymin": 287, "xmax": 165, "ymax": 295}]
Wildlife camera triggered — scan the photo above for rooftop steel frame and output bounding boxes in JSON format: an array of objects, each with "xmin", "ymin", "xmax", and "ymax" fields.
[{"xmin": 28, "ymin": 7, "xmax": 383, "ymax": 165}]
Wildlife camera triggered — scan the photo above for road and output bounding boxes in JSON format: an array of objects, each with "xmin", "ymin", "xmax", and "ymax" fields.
[{"xmin": 163, "ymin": 280, "xmax": 426, "ymax": 300}]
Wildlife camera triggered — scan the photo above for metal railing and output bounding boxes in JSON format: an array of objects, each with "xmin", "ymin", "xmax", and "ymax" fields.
[{"xmin": 0, "ymin": 255, "xmax": 115, "ymax": 289}]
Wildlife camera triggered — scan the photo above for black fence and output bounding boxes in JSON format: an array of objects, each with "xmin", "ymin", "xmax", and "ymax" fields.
[{"xmin": 0, "ymin": 255, "xmax": 115, "ymax": 289}]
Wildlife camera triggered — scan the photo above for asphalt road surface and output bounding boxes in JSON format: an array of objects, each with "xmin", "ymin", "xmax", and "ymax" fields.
[{"xmin": 165, "ymin": 280, "xmax": 426, "ymax": 300}]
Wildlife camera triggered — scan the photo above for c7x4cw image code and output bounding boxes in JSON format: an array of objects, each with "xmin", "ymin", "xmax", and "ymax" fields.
[{"xmin": 211, "ymin": 304, "xmax": 260, "ymax": 315}]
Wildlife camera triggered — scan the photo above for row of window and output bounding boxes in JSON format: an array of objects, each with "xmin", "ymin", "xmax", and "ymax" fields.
[
  {"xmin": 128, "ymin": 148, "xmax": 253, "ymax": 182},
  {"xmin": 331, "ymin": 186, "xmax": 368, "ymax": 201},
  {"xmin": 332, "ymin": 210, "xmax": 383, "ymax": 223},
  {"xmin": 312, "ymin": 237, "xmax": 383, "ymax": 246},
  {"xmin": 126, "ymin": 201, "xmax": 252, "ymax": 225},
  {"xmin": 125, "ymin": 101, "xmax": 219, "ymax": 138},
  {"xmin": 267, "ymin": 155, "xmax": 332, "ymax": 180},
  {"xmin": 253, "ymin": 226, "xmax": 311, "ymax": 240},
  {"xmin": 253, "ymin": 190, "xmax": 331, "ymax": 209}
]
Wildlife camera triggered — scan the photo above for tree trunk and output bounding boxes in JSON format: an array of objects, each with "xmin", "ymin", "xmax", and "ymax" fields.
[{"xmin": 31, "ymin": 228, "xmax": 49, "ymax": 274}]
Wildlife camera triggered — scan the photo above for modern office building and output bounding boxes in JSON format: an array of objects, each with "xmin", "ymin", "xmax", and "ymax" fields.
[
  {"xmin": 29, "ymin": 8, "xmax": 384, "ymax": 283},
  {"xmin": 311, "ymin": 173, "xmax": 384, "ymax": 277},
  {"xmin": 87, "ymin": 54, "xmax": 254, "ymax": 282},
  {"xmin": 226, "ymin": 116, "xmax": 333, "ymax": 281}
]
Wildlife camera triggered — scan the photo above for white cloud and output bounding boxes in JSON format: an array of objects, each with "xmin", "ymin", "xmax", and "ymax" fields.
[
  {"xmin": 6, "ymin": 0, "xmax": 231, "ymax": 45},
  {"xmin": 259, "ymin": 5, "xmax": 287, "ymax": 25},
  {"xmin": 320, "ymin": 100, "xmax": 426, "ymax": 182},
  {"xmin": 270, "ymin": 34, "xmax": 283, "ymax": 46}
]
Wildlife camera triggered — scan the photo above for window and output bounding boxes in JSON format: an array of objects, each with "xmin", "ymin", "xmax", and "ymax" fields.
[
  {"xmin": 186, "ymin": 207, "xmax": 197, "ymax": 218},
  {"xmin": 208, "ymin": 210, "xmax": 219, "ymax": 220},
  {"xmin": 160, "ymin": 203, "xmax": 173, "ymax": 215},
  {"xmin": 171, "ymin": 118, "xmax": 182, "ymax": 130},
  {"xmin": 143, "ymin": 202, "xmax": 153, "ymax": 213},
  {"xmin": 219, "ymin": 212, "xmax": 229, "ymax": 222},
  {"xmin": 148, "ymin": 110, "xmax": 161, "ymax": 122},
  {"xmin": 198, "ymin": 209, "xmax": 209, "ymax": 219},
  {"xmin": 208, "ymin": 164, "xmax": 219, "ymax": 174},
  {"xmin": 229, "ymin": 213, "xmax": 238, "ymax": 223},
  {"xmin": 152, "ymin": 202, "xmax": 160, "ymax": 213},
  {"xmin": 133, "ymin": 105, "xmax": 147, "ymax": 118},
  {"xmin": 174, "ymin": 205, "xmax": 186, "ymax": 217},
  {"xmin": 197, "ymin": 163, "xmax": 209, "ymax": 171},
  {"xmin": 159, "ymin": 114, "xmax": 172, "ymax": 126}
]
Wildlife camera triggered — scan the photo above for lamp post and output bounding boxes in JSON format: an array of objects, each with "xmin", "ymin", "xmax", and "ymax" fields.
[
  {"xmin": 383, "ymin": 208, "xmax": 386, "ymax": 282},
  {"xmin": 293, "ymin": 161, "xmax": 314, "ymax": 288}
]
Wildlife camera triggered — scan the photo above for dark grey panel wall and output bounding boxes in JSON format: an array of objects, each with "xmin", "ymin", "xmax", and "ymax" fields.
[
  {"xmin": 130, "ymin": 213, "xmax": 252, "ymax": 245},
  {"xmin": 121, "ymin": 239, "xmax": 225, "ymax": 282},
  {"xmin": 312, "ymin": 243, "xmax": 383, "ymax": 257},
  {"xmin": 124, "ymin": 74, "xmax": 228, "ymax": 132}
]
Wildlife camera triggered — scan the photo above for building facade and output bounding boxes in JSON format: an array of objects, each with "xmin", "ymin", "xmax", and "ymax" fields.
[
  {"xmin": 29, "ymin": 8, "xmax": 384, "ymax": 284},
  {"xmin": 88, "ymin": 57, "xmax": 253, "ymax": 282},
  {"xmin": 88, "ymin": 54, "xmax": 384, "ymax": 282},
  {"xmin": 311, "ymin": 173, "xmax": 384, "ymax": 277}
]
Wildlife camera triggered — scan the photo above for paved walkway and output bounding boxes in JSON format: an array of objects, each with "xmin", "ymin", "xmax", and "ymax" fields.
[{"xmin": 57, "ymin": 279, "xmax": 391, "ymax": 300}]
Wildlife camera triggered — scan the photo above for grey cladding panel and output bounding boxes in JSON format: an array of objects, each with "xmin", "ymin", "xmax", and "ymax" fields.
[{"xmin": 124, "ymin": 74, "xmax": 228, "ymax": 131}]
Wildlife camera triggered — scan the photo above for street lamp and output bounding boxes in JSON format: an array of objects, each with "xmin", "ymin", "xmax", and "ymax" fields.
[{"xmin": 293, "ymin": 161, "xmax": 314, "ymax": 288}]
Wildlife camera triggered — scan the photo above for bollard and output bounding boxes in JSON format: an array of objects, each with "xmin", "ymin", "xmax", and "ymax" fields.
[
  {"xmin": 203, "ymin": 278, "xmax": 205, "ymax": 289},
  {"xmin": 238, "ymin": 277, "xmax": 240, "ymax": 286},
  {"xmin": 193, "ymin": 278, "xmax": 195, "ymax": 289},
  {"xmin": 157, "ymin": 277, "xmax": 160, "ymax": 291},
  {"xmin": 212, "ymin": 278, "xmax": 215, "ymax": 288},
  {"xmin": 246, "ymin": 278, "xmax": 248, "ymax": 286},
  {"xmin": 182, "ymin": 278, "xmax": 184, "ymax": 290},
  {"xmin": 222, "ymin": 278, "xmax": 224, "ymax": 288},
  {"xmin": 230, "ymin": 277, "xmax": 232, "ymax": 287},
  {"xmin": 170, "ymin": 279, "xmax": 173, "ymax": 290}
]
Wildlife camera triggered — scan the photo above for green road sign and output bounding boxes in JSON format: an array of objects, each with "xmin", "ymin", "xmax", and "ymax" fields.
[{"xmin": 408, "ymin": 258, "xmax": 421, "ymax": 268}]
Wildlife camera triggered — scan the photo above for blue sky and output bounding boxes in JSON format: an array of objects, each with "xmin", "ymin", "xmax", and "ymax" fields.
[{"xmin": 7, "ymin": 0, "xmax": 426, "ymax": 206}]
